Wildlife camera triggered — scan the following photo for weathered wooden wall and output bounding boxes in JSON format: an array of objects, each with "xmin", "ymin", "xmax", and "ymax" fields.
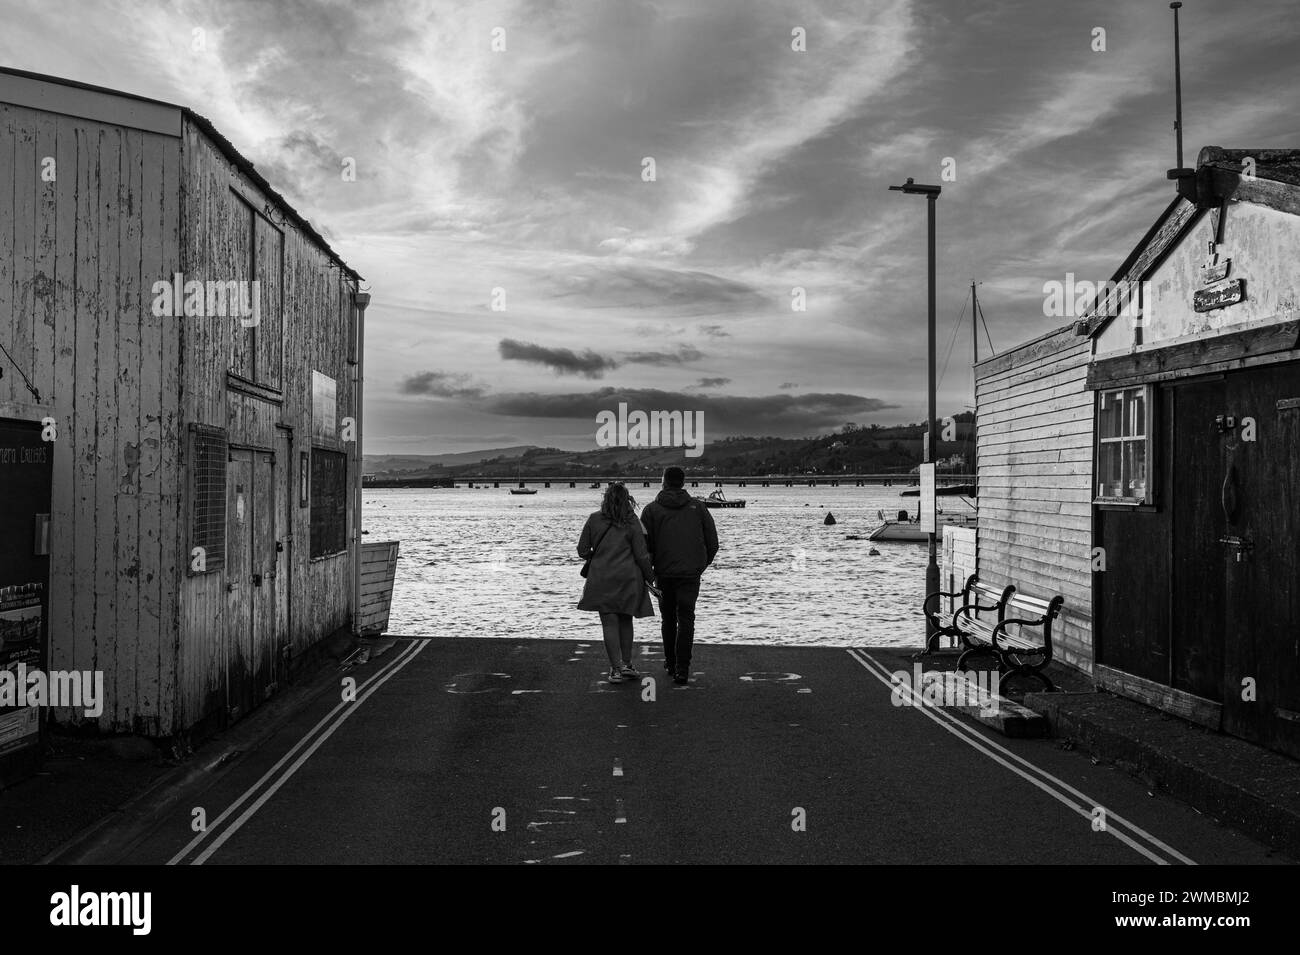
[
  {"xmin": 0, "ymin": 101, "xmax": 183, "ymax": 734},
  {"xmin": 178, "ymin": 117, "xmax": 356, "ymax": 731},
  {"xmin": 975, "ymin": 326, "xmax": 1094, "ymax": 672}
]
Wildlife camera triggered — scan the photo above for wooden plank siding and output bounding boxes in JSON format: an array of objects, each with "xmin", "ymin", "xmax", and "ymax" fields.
[
  {"xmin": 975, "ymin": 327, "xmax": 1095, "ymax": 672},
  {"xmin": 0, "ymin": 102, "xmax": 183, "ymax": 734},
  {"xmin": 178, "ymin": 117, "xmax": 357, "ymax": 731},
  {"xmin": 2, "ymin": 83, "xmax": 358, "ymax": 739}
]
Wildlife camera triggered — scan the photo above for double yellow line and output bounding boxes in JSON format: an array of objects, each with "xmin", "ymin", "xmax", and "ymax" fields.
[
  {"xmin": 168, "ymin": 639, "xmax": 431, "ymax": 865},
  {"xmin": 846, "ymin": 648, "xmax": 1196, "ymax": 865}
]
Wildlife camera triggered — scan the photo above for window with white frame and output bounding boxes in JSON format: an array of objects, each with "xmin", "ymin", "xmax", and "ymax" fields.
[{"xmin": 1096, "ymin": 386, "xmax": 1152, "ymax": 504}]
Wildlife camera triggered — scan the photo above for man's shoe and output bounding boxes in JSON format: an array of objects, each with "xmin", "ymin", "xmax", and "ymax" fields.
[
  {"xmin": 663, "ymin": 662, "xmax": 675, "ymax": 676},
  {"xmin": 673, "ymin": 669, "xmax": 689, "ymax": 685}
]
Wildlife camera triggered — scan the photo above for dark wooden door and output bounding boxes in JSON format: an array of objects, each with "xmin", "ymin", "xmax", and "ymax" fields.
[
  {"xmin": 1221, "ymin": 362, "xmax": 1300, "ymax": 756},
  {"xmin": 1169, "ymin": 379, "xmax": 1226, "ymax": 702},
  {"xmin": 1096, "ymin": 389, "xmax": 1173, "ymax": 683}
]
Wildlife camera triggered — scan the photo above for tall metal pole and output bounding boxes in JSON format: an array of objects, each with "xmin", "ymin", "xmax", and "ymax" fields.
[
  {"xmin": 1171, "ymin": 2, "xmax": 1184, "ymax": 170},
  {"xmin": 352, "ymin": 291, "xmax": 370, "ymax": 637},
  {"xmin": 888, "ymin": 177, "xmax": 941, "ymax": 650},
  {"xmin": 925, "ymin": 194, "xmax": 939, "ymax": 651},
  {"xmin": 971, "ymin": 281, "xmax": 978, "ymax": 366}
]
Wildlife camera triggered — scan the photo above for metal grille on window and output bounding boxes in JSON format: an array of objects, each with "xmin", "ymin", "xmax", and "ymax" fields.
[{"xmin": 189, "ymin": 424, "xmax": 228, "ymax": 572}]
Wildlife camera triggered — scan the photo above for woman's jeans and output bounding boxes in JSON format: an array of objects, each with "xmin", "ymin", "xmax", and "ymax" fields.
[{"xmin": 657, "ymin": 576, "xmax": 701, "ymax": 674}]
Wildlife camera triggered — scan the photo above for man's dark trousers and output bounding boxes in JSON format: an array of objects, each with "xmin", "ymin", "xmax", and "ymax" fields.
[{"xmin": 658, "ymin": 576, "xmax": 701, "ymax": 675}]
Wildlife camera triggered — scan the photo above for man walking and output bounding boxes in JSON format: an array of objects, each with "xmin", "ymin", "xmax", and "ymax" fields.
[{"xmin": 641, "ymin": 466, "xmax": 719, "ymax": 685}]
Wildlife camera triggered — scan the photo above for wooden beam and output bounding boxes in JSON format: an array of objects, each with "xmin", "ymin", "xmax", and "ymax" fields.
[
  {"xmin": 1094, "ymin": 664, "xmax": 1222, "ymax": 730},
  {"xmin": 1087, "ymin": 321, "xmax": 1300, "ymax": 389}
]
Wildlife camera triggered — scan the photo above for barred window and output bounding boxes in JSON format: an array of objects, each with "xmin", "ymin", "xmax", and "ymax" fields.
[
  {"xmin": 310, "ymin": 448, "xmax": 348, "ymax": 558},
  {"xmin": 189, "ymin": 424, "xmax": 228, "ymax": 573}
]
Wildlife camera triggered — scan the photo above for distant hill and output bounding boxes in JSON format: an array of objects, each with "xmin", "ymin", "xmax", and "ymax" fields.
[
  {"xmin": 364, "ymin": 414, "xmax": 975, "ymax": 480},
  {"xmin": 365, "ymin": 446, "xmax": 534, "ymax": 475}
]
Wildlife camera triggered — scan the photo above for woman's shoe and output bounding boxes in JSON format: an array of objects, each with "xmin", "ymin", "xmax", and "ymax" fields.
[
  {"xmin": 607, "ymin": 667, "xmax": 625, "ymax": 683},
  {"xmin": 620, "ymin": 664, "xmax": 642, "ymax": 679}
]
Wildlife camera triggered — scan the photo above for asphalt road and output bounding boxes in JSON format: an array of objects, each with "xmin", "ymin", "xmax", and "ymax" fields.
[{"xmin": 119, "ymin": 637, "xmax": 1286, "ymax": 865}]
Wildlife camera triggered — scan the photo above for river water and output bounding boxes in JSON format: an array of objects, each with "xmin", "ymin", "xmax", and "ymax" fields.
[{"xmin": 362, "ymin": 485, "xmax": 975, "ymax": 648}]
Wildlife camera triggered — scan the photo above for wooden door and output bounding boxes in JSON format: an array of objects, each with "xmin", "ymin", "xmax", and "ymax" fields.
[
  {"xmin": 1169, "ymin": 378, "xmax": 1226, "ymax": 702},
  {"xmin": 225, "ymin": 450, "xmax": 254, "ymax": 722},
  {"xmin": 273, "ymin": 428, "xmax": 292, "ymax": 683},
  {"xmin": 250, "ymin": 451, "xmax": 277, "ymax": 703},
  {"xmin": 1095, "ymin": 388, "xmax": 1173, "ymax": 683},
  {"xmin": 1221, "ymin": 362, "xmax": 1300, "ymax": 756}
]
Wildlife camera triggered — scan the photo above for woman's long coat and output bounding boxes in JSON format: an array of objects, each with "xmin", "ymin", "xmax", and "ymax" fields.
[{"xmin": 577, "ymin": 513, "xmax": 656, "ymax": 617}]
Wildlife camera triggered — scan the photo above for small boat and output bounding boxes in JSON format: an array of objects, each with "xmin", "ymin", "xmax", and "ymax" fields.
[
  {"xmin": 509, "ymin": 487, "xmax": 537, "ymax": 495},
  {"xmin": 695, "ymin": 489, "xmax": 746, "ymax": 509}
]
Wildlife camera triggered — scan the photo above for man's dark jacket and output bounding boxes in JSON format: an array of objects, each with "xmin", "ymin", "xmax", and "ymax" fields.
[{"xmin": 641, "ymin": 488, "xmax": 719, "ymax": 578}]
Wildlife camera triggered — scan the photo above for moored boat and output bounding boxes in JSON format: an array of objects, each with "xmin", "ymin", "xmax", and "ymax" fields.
[{"xmin": 695, "ymin": 489, "xmax": 746, "ymax": 508}]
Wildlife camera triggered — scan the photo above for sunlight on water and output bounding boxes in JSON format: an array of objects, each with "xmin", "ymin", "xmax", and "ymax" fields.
[{"xmin": 362, "ymin": 485, "xmax": 975, "ymax": 648}]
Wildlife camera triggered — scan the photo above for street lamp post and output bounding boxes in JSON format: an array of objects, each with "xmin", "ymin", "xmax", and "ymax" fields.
[{"xmin": 889, "ymin": 177, "xmax": 942, "ymax": 652}]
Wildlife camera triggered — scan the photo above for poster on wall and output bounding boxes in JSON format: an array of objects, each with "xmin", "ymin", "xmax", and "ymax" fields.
[
  {"xmin": 0, "ymin": 585, "xmax": 44, "ymax": 757},
  {"xmin": 311, "ymin": 371, "xmax": 337, "ymax": 443}
]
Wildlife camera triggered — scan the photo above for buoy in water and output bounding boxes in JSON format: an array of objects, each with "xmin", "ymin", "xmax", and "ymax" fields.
[
  {"xmin": 824, "ymin": 512, "xmax": 836, "ymax": 526},
  {"xmin": 868, "ymin": 547, "xmax": 880, "ymax": 556}
]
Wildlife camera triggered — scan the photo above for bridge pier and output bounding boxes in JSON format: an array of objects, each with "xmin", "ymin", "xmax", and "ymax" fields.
[
  {"xmin": 494, "ymin": 481, "xmax": 499, "ymax": 488},
  {"xmin": 544, "ymin": 482, "xmax": 550, "ymax": 488},
  {"xmin": 691, "ymin": 481, "xmax": 698, "ymax": 488}
]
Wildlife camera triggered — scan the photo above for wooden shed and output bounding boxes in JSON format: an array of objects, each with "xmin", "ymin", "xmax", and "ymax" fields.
[
  {"xmin": 0, "ymin": 68, "xmax": 368, "ymax": 749},
  {"xmin": 976, "ymin": 145, "xmax": 1300, "ymax": 760},
  {"xmin": 1084, "ymin": 147, "xmax": 1300, "ymax": 759}
]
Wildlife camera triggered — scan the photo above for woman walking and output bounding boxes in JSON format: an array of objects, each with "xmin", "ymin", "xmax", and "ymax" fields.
[{"xmin": 577, "ymin": 483, "xmax": 656, "ymax": 683}]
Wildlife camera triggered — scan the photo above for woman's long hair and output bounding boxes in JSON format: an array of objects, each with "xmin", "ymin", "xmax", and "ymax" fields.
[{"xmin": 600, "ymin": 482, "xmax": 637, "ymax": 525}]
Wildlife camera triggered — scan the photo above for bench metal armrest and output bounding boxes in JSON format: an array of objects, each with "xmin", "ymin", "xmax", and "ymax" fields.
[
  {"xmin": 992, "ymin": 616, "xmax": 1049, "ymax": 652},
  {"xmin": 923, "ymin": 589, "xmax": 965, "ymax": 615}
]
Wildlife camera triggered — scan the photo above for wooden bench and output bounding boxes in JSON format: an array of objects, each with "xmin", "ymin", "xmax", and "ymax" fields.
[
  {"xmin": 953, "ymin": 585, "xmax": 1065, "ymax": 690},
  {"xmin": 924, "ymin": 575, "xmax": 1013, "ymax": 646}
]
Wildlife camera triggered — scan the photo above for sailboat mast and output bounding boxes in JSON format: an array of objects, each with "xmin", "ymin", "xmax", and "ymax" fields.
[{"xmin": 971, "ymin": 281, "xmax": 978, "ymax": 366}]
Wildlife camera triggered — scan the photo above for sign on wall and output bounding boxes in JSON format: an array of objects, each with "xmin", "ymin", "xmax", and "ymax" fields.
[{"xmin": 311, "ymin": 371, "xmax": 337, "ymax": 443}]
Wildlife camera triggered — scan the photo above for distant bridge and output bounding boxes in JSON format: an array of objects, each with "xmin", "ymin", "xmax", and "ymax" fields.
[{"xmin": 363, "ymin": 473, "xmax": 977, "ymax": 490}]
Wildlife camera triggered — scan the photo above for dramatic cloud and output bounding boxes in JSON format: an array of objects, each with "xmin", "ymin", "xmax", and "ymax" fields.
[
  {"xmin": 498, "ymin": 339, "xmax": 620, "ymax": 378},
  {"xmin": 620, "ymin": 345, "xmax": 705, "ymax": 366},
  {"xmin": 12, "ymin": 0, "xmax": 1295, "ymax": 455},
  {"xmin": 694, "ymin": 377, "xmax": 732, "ymax": 389},
  {"xmin": 399, "ymin": 371, "xmax": 487, "ymax": 399}
]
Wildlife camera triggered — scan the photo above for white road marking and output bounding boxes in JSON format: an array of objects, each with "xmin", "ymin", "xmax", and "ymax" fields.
[
  {"xmin": 185, "ymin": 640, "xmax": 432, "ymax": 865},
  {"xmin": 615, "ymin": 798, "xmax": 627, "ymax": 824},
  {"xmin": 553, "ymin": 850, "xmax": 584, "ymax": 859},
  {"xmin": 613, "ymin": 759, "xmax": 624, "ymax": 777},
  {"xmin": 167, "ymin": 639, "xmax": 425, "ymax": 866},
  {"xmin": 845, "ymin": 648, "xmax": 1196, "ymax": 866}
]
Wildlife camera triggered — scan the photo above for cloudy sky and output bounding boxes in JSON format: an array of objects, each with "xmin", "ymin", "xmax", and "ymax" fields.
[{"xmin": 4, "ymin": 0, "xmax": 1298, "ymax": 453}]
